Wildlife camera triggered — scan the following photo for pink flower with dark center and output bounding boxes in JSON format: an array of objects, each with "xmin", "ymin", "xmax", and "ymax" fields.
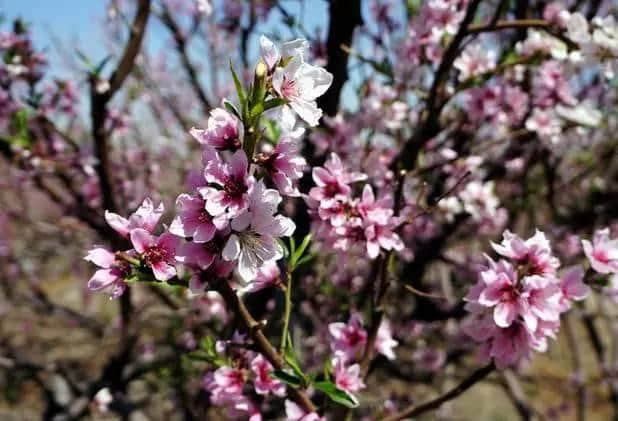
[
  {"xmin": 557, "ymin": 265, "xmax": 590, "ymax": 311},
  {"xmin": 84, "ymin": 247, "xmax": 131, "ymax": 298},
  {"xmin": 190, "ymin": 108, "xmax": 243, "ymax": 151},
  {"xmin": 222, "ymin": 180, "xmax": 295, "ymax": 282},
  {"xmin": 250, "ymin": 354, "xmax": 285, "ymax": 396},
  {"xmin": 257, "ymin": 137, "xmax": 306, "ymax": 197},
  {"xmin": 169, "ymin": 193, "xmax": 225, "ymax": 243},
  {"xmin": 104, "ymin": 197, "xmax": 164, "ymax": 238},
  {"xmin": 492, "ymin": 230, "xmax": 560, "ymax": 276},
  {"xmin": 204, "ymin": 366, "xmax": 246, "ymax": 405},
  {"xmin": 201, "ymin": 147, "xmax": 252, "ymax": 219},
  {"xmin": 244, "ymin": 260, "xmax": 281, "ymax": 293},
  {"xmin": 329, "ymin": 313, "xmax": 368, "ymax": 362},
  {"xmin": 582, "ymin": 228, "xmax": 618, "ymax": 274},
  {"xmin": 332, "ymin": 356, "xmax": 365, "ymax": 395},
  {"xmin": 271, "ymin": 55, "xmax": 333, "ymax": 126},
  {"xmin": 130, "ymin": 229, "xmax": 179, "ymax": 281},
  {"xmin": 489, "ymin": 322, "xmax": 535, "ymax": 368}
]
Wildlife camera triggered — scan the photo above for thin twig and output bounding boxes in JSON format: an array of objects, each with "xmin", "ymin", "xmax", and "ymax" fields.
[{"xmin": 381, "ymin": 362, "xmax": 495, "ymax": 421}]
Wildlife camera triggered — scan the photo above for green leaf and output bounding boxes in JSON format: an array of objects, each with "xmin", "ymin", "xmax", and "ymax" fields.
[
  {"xmin": 8, "ymin": 109, "xmax": 31, "ymax": 148},
  {"xmin": 313, "ymin": 381, "xmax": 359, "ymax": 408},
  {"xmin": 290, "ymin": 234, "xmax": 312, "ymax": 270},
  {"xmin": 263, "ymin": 119, "xmax": 281, "ymax": 143},
  {"xmin": 263, "ymin": 97, "xmax": 287, "ymax": 111},
  {"xmin": 249, "ymin": 101, "xmax": 265, "ymax": 120},
  {"xmin": 272, "ymin": 369, "xmax": 303, "ymax": 388},
  {"xmin": 94, "ymin": 55, "xmax": 113, "ymax": 76},
  {"xmin": 229, "ymin": 61, "xmax": 247, "ymax": 111},
  {"xmin": 284, "ymin": 332, "xmax": 306, "ymax": 381},
  {"xmin": 200, "ymin": 335, "xmax": 217, "ymax": 355},
  {"xmin": 223, "ymin": 99, "xmax": 241, "ymax": 119},
  {"xmin": 75, "ymin": 48, "xmax": 94, "ymax": 70}
]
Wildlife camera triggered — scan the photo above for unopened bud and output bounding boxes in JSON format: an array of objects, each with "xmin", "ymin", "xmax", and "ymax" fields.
[{"xmin": 255, "ymin": 61, "xmax": 268, "ymax": 78}]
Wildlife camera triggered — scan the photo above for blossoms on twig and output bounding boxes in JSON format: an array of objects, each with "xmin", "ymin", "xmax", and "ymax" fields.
[{"xmin": 464, "ymin": 230, "xmax": 589, "ymax": 368}]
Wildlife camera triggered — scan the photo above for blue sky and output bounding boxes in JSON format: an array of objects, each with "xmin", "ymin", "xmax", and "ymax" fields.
[
  {"xmin": 0, "ymin": 0, "xmax": 386, "ymax": 110},
  {"xmin": 1, "ymin": 0, "xmax": 109, "ymax": 59}
]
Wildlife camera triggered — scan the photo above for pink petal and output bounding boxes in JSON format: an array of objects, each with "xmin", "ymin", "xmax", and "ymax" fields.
[
  {"xmin": 130, "ymin": 228, "xmax": 153, "ymax": 253},
  {"xmin": 88, "ymin": 269, "xmax": 117, "ymax": 291},
  {"xmin": 84, "ymin": 247, "xmax": 115, "ymax": 269}
]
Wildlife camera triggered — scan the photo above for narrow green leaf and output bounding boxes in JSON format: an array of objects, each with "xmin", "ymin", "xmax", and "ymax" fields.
[
  {"xmin": 250, "ymin": 102, "xmax": 264, "ymax": 120},
  {"xmin": 272, "ymin": 369, "xmax": 303, "ymax": 388},
  {"xmin": 313, "ymin": 381, "xmax": 359, "ymax": 408},
  {"xmin": 229, "ymin": 61, "xmax": 247, "ymax": 109},
  {"xmin": 94, "ymin": 55, "xmax": 113, "ymax": 76},
  {"xmin": 223, "ymin": 99, "xmax": 241, "ymax": 119},
  {"xmin": 284, "ymin": 332, "xmax": 306, "ymax": 381},
  {"xmin": 263, "ymin": 97, "xmax": 287, "ymax": 111}
]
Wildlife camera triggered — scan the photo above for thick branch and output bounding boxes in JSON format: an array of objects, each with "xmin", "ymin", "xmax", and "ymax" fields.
[
  {"xmin": 316, "ymin": 0, "xmax": 362, "ymax": 117},
  {"xmin": 90, "ymin": 0, "xmax": 151, "ymax": 215}
]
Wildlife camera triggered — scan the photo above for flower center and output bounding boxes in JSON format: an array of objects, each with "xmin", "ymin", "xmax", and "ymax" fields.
[
  {"xmin": 223, "ymin": 176, "xmax": 248, "ymax": 198},
  {"xmin": 144, "ymin": 245, "xmax": 170, "ymax": 265},
  {"xmin": 281, "ymin": 76, "xmax": 298, "ymax": 98}
]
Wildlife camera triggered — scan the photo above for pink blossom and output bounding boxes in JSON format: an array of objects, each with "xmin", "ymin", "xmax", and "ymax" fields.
[
  {"xmin": 582, "ymin": 228, "xmax": 618, "ymax": 274},
  {"xmin": 525, "ymin": 108, "xmax": 562, "ymax": 143},
  {"xmin": 187, "ymin": 260, "xmax": 235, "ymax": 294},
  {"xmin": 270, "ymin": 48, "xmax": 333, "ymax": 126},
  {"xmin": 258, "ymin": 137, "xmax": 306, "ymax": 196},
  {"xmin": 84, "ymin": 247, "xmax": 130, "ymax": 298},
  {"xmin": 332, "ymin": 357, "xmax": 365, "ymax": 394},
  {"xmin": 104, "ymin": 197, "xmax": 164, "ymax": 237},
  {"xmin": 130, "ymin": 229, "xmax": 179, "ymax": 281},
  {"xmin": 244, "ymin": 260, "xmax": 281, "ymax": 292},
  {"xmin": 454, "ymin": 43, "xmax": 496, "ymax": 81},
  {"xmin": 375, "ymin": 319, "xmax": 398, "ymax": 360},
  {"xmin": 492, "ymin": 230, "xmax": 560, "ymax": 276},
  {"xmin": 204, "ymin": 366, "xmax": 246, "ymax": 405},
  {"xmin": 251, "ymin": 354, "xmax": 285, "ymax": 396},
  {"xmin": 190, "ymin": 107, "xmax": 243, "ymax": 151},
  {"xmin": 557, "ymin": 265, "xmax": 590, "ymax": 311},
  {"xmin": 329, "ymin": 313, "xmax": 368, "ymax": 362},
  {"xmin": 285, "ymin": 400, "xmax": 323, "ymax": 421},
  {"xmin": 309, "ymin": 153, "xmax": 365, "ymax": 204},
  {"xmin": 169, "ymin": 194, "xmax": 224, "ymax": 243},
  {"xmin": 222, "ymin": 180, "xmax": 295, "ymax": 282},
  {"xmin": 200, "ymin": 148, "xmax": 252, "ymax": 219}
]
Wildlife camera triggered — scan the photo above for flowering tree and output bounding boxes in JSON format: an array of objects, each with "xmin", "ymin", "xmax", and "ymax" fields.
[{"xmin": 2, "ymin": 0, "xmax": 618, "ymax": 419}]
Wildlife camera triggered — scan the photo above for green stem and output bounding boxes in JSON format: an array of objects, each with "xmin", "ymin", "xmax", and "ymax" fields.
[{"xmin": 280, "ymin": 269, "xmax": 293, "ymax": 354}]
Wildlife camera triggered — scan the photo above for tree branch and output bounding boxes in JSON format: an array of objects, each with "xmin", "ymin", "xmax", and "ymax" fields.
[
  {"xmin": 316, "ymin": 0, "xmax": 362, "ymax": 117},
  {"xmin": 381, "ymin": 362, "xmax": 495, "ymax": 421},
  {"xmin": 213, "ymin": 279, "xmax": 318, "ymax": 414}
]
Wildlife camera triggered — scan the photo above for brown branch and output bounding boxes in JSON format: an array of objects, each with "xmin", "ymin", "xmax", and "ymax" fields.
[
  {"xmin": 396, "ymin": 0, "xmax": 482, "ymax": 170},
  {"xmin": 107, "ymin": 0, "xmax": 152, "ymax": 97},
  {"xmin": 500, "ymin": 370, "xmax": 534, "ymax": 421},
  {"xmin": 381, "ymin": 362, "xmax": 495, "ymax": 421},
  {"xmin": 90, "ymin": 0, "xmax": 151, "ymax": 215},
  {"xmin": 213, "ymin": 279, "xmax": 318, "ymax": 414},
  {"xmin": 316, "ymin": 0, "xmax": 362, "ymax": 117},
  {"xmin": 467, "ymin": 19, "xmax": 578, "ymax": 49}
]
